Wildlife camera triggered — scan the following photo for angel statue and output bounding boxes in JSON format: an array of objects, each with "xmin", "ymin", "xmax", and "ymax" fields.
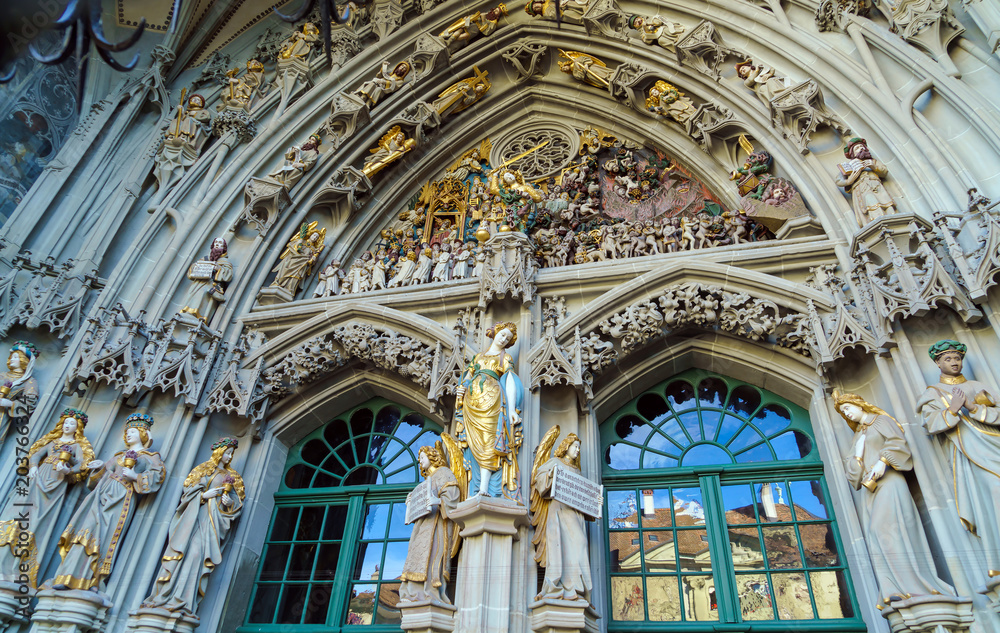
[
  {"xmin": 833, "ymin": 392, "xmax": 956, "ymax": 603},
  {"xmin": 454, "ymin": 321, "xmax": 523, "ymax": 499},
  {"xmin": 0, "ymin": 340, "xmax": 38, "ymax": 440},
  {"xmin": 444, "ymin": 138, "xmax": 491, "ymax": 182},
  {"xmin": 51, "ymin": 413, "xmax": 165, "ymax": 590},
  {"xmin": 0, "ymin": 408, "xmax": 93, "ymax": 588},
  {"xmin": 646, "ymin": 80, "xmax": 696, "ymax": 124},
  {"xmin": 558, "ymin": 50, "xmax": 614, "ymax": 90},
  {"xmin": 267, "ymin": 221, "xmax": 326, "ymax": 299},
  {"xmin": 530, "ymin": 426, "xmax": 598, "ymax": 603},
  {"xmin": 399, "ymin": 434, "xmax": 465, "ymax": 605},
  {"xmin": 362, "ymin": 126, "xmax": 416, "ymax": 180},
  {"xmin": 141, "ymin": 437, "xmax": 245, "ymax": 617},
  {"xmin": 432, "ymin": 67, "xmax": 492, "ymax": 120}
]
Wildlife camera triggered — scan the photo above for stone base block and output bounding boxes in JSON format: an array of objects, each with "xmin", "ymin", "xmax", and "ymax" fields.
[
  {"xmin": 452, "ymin": 495, "xmax": 529, "ymax": 538},
  {"xmin": 0, "ymin": 580, "xmax": 33, "ymax": 624},
  {"xmin": 256, "ymin": 286, "xmax": 295, "ymax": 306},
  {"xmin": 880, "ymin": 594, "xmax": 974, "ymax": 633},
  {"xmin": 530, "ymin": 598, "xmax": 599, "ymax": 633},
  {"xmin": 399, "ymin": 599, "xmax": 456, "ymax": 633},
  {"xmin": 125, "ymin": 606, "xmax": 200, "ymax": 633},
  {"xmin": 979, "ymin": 576, "xmax": 1000, "ymax": 613},
  {"xmin": 30, "ymin": 588, "xmax": 112, "ymax": 633}
]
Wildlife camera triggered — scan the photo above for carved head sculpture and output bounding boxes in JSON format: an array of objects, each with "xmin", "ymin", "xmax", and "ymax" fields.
[
  {"xmin": 628, "ymin": 15, "xmax": 644, "ymax": 29},
  {"xmin": 124, "ymin": 412, "xmax": 154, "ymax": 448},
  {"xmin": 7, "ymin": 340, "xmax": 37, "ymax": 373},
  {"xmin": 30, "ymin": 407, "xmax": 95, "ymax": 462},
  {"xmin": 555, "ymin": 432, "xmax": 582, "ymax": 468},
  {"xmin": 303, "ymin": 134, "xmax": 322, "ymax": 151},
  {"xmin": 832, "ymin": 391, "xmax": 892, "ymax": 433},
  {"xmin": 486, "ymin": 3, "xmax": 508, "ymax": 20},
  {"xmin": 523, "ymin": 0, "xmax": 544, "ymax": 17},
  {"xmin": 418, "ymin": 445, "xmax": 446, "ymax": 476},
  {"xmin": 187, "ymin": 94, "xmax": 206, "ymax": 109},
  {"xmin": 210, "ymin": 237, "xmax": 228, "ymax": 261},
  {"xmin": 61, "ymin": 407, "xmax": 89, "ymax": 430},
  {"xmin": 247, "ymin": 59, "xmax": 264, "ymax": 72},
  {"xmin": 929, "ymin": 339, "xmax": 966, "ymax": 376},
  {"xmin": 393, "ymin": 61, "xmax": 411, "ymax": 79},
  {"xmin": 486, "ymin": 321, "xmax": 518, "ymax": 348},
  {"xmin": 303, "ymin": 22, "xmax": 319, "ymax": 35},
  {"xmin": 184, "ymin": 436, "xmax": 245, "ymax": 499},
  {"xmin": 735, "ymin": 59, "xmax": 755, "ymax": 78},
  {"xmin": 843, "ymin": 137, "xmax": 872, "ymax": 160}
]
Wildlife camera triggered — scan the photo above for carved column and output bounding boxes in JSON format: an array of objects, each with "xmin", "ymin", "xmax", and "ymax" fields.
[
  {"xmin": 478, "ymin": 231, "xmax": 536, "ymax": 308},
  {"xmin": 880, "ymin": 595, "xmax": 974, "ymax": 633},
  {"xmin": 29, "ymin": 588, "xmax": 112, "ymax": 633},
  {"xmin": 0, "ymin": 581, "xmax": 31, "ymax": 625},
  {"xmin": 451, "ymin": 497, "xmax": 529, "ymax": 633},
  {"xmin": 399, "ymin": 601, "xmax": 456, "ymax": 633}
]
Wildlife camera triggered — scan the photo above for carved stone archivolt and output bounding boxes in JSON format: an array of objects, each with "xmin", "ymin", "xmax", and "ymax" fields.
[
  {"xmin": 0, "ymin": 253, "xmax": 101, "ymax": 340},
  {"xmin": 933, "ymin": 190, "xmax": 1000, "ymax": 303}
]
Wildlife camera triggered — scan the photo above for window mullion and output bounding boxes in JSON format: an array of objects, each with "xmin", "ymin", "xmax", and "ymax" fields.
[
  {"xmin": 699, "ymin": 473, "xmax": 739, "ymax": 623},
  {"xmin": 328, "ymin": 495, "xmax": 366, "ymax": 627}
]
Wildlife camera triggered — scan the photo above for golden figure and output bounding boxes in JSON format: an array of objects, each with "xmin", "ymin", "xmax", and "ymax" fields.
[
  {"xmin": 269, "ymin": 222, "xmax": 326, "ymax": 297},
  {"xmin": 219, "ymin": 59, "xmax": 267, "ymax": 112},
  {"xmin": 279, "ymin": 22, "xmax": 320, "ymax": 60},
  {"xmin": 432, "ymin": 67, "xmax": 491, "ymax": 119},
  {"xmin": 439, "ymin": 4, "xmax": 507, "ymax": 48},
  {"xmin": 454, "ymin": 322, "xmax": 523, "ymax": 499},
  {"xmin": 362, "ymin": 126, "xmax": 416, "ymax": 179},
  {"xmin": 645, "ymin": 80, "xmax": 696, "ymax": 124},
  {"xmin": 557, "ymin": 50, "xmax": 614, "ymax": 89}
]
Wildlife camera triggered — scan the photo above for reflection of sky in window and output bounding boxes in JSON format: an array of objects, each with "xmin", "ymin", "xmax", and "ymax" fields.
[
  {"xmin": 608, "ymin": 490, "xmax": 638, "ymax": 528},
  {"xmin": 788, "ymin": 481, "xmax": 828, "ymax": 519}
]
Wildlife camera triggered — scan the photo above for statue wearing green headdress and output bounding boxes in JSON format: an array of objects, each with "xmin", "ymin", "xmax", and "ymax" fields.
[{"xmin": 916, "ymin": 340, "xmax": 1000, "ymax": 579}]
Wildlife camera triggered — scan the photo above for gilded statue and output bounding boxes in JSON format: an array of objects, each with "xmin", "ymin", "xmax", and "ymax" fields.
[
  {"xmin": 52, "ymin": 413, "xmax": 165, "ymax": 591},
  {"xmin": 278, "ymin": 22, "xmax": 320, "ymax": 61},
  {"xmin": 454, "ymin": 321, "xmax": 523, "ymax": 498},
  {"xmin": 180, "ymin": 237, "xmax": 234, "ymax": 323},
  {"xmin": 645, "ymin": 80, "xmax": 696, "ymax": 124},
  {"xmin": 439, "ymin": 4, "xmax": 507, "ymax": 49},
  {"xmin": 266, "ymin": 133, "xmax": 321, "ymax": 190},
  {"xmin": 916, "ymin": 340, "xmax": 1000, "ymax": 579},
  {"xmin": 432, "ymin": 67, "xmax": 491, "ymax": 120},
  {"xmin": 152, "ymin": 91, "xmax": 212, "ymax": 206},
  {"xmin": 835, "ymin": 137, "xmax": 897, "ymax": 227},
  {"xmin": 530, "ymin": 426, "xmax": 595, "ymax": 603},
  {"xmin": 219, "ymin": 59, "xmax": 267, "ymax": 112},
  {"xmin": 268, "ymin": 222, "xmax": 326, "ymax": 298},
  {"xmin": 0, "ymin": 408, "xmax": 94, "ymax": 588},
  {"xmin": 629, "ymin": 15, "xmax": 686, "ymax": 49},
  {"xmin": 362, "ymin": 126, "xmax": 416, "ymax": 179},
  {"xmin": 488, "ymin": 165, "xmax": 543, "ymax": 227},
  {"xmin": 444, "ymin": 138, "xmax": 491, "ymax": 182},
  {"xmin": 525, "ymin": 0, "xmax": 589, "ymax": 23},
  {"xmin": 141, "ymin": 437, "xmax": 245, "ymax": 617},
  {"xmin": 399, "ymin": 435, "xmax": 465, "ymax": 604},
  {"xmin": 354, "ymin": 60, "xmax": 411, "ymax": 108},
  {"xmin": 833, "ymin": 392, "xmax": 956, "ymax": 603},
  {"xmin": 0, "ymin": 341, "xmax": 38, "ymax": 440},
  {"xmin": 558, "ymin": 50, "xmax": 614, "ymax": 89}
]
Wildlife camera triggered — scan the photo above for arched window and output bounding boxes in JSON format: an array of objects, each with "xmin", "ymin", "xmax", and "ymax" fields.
[
  {"xmin": 601, "ymin": 370, "xmax": 863, "ymax": 629},
  {"xmin": 241, "ymin": 399, "xmax": 441, "ymax": 630}
]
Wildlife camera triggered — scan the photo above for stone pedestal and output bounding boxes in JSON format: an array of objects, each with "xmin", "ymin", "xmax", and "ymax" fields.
[
  {"xmin": 880, "ymin": 595, "xmax": 974, "ymax": 633},
  {"xmin": 29, "ymin": 588, "xmax": 112, "ymax": 633},
  {"xmin": 255, "ymin": 285, "xmax": 295, "ymax": 306},
  {"xmin": 125, "ymin": 606, "xmax": 200, "ymax": 633},
  {"xmin": 451, "ymin": 496, "xmax": 529, "ymax": 633},
  {"xmin": 530, "ymin": 598, "xmax": 599, "ymax": 633},
  {"xmin": 980, "ymin": 576, "xmax": 1000, "ymax": 613},
  {"xmin": 399, "ymin": 599, "xmax": 456, "ymax": 633},
  {"xmin": 0, "ymin": 580, "xmax": 32, "ymax": 625}
]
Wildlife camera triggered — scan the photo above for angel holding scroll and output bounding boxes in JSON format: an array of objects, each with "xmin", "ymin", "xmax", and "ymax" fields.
[
  {"xmin": 530, "ymin": 426, "xmax": 597, "ymax": 603},
  {"xmin": 399, "ymin": 434, "xmax": 466, "ymax": 605}
]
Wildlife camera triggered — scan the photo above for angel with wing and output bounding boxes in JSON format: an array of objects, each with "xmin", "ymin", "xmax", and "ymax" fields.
[
  {"xmin": 530, "ymin": 426, "xmax": 595, "ymax": 603},
  {"xmin": 400, "ymin": 434, "xmax": 466, "ymax": 605},
  {"xmin": 268, "ymin": 221, "xmax": 326, "ymax": 297}
]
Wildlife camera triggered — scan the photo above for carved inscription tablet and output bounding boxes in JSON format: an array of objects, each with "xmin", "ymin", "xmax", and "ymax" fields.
[
  {"xmin": 551, "ymin": 466, "xmax": 603, "ymax": 519},
  {"xmin": 405, "ymin": 478, "xmax": 434, "ymax": 524}
]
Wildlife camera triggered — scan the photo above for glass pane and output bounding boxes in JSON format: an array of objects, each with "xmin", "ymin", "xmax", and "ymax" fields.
[
  {"xmin": 698, "ymin": 377, "xmax": 727, "ymax": 407},
  {"xmin": 374, "ymin": 582, "xmax": 402, "ymax": 623},
  {"xmin": 607, "ymin": 491, "xmax": 639, "ymax": 528},
  {"xmin": 346, "ymin": 584, "xmax": 376, "ymax": 624},
  {"xmin": 301, "ymin": 438, "xmax": 329, "ymax": 465},
  {"xmin": 681, "ymin": 575, "xmax": 718, "ymax": 621},
  {"xmin": 736, "ymin": 574, "xmax": 773, "ymax": 620},
  {"xmin": 681, "ymin": 444, "xmax": 732, "ymax": 467},
  {"xmin": 788, "ymin": 480, "xmax": 829, "ymax": 519},
  {"xmin": 665, "ymin": 380, "xmax": 694, "ymax": 410},
  {"xmin": 362, "ymin": 503, "xmax": 390, "ymax": 539},
  {"xmin": 323, "ymin": 418, "xmax": 348, "ymax": 448},
  {"xmin": 772, "ymin": 572, "xmax": 815, "ymax": 619},
  {"xmin": 616, "ymin": 415, "xmax": 651, "ymax": 442},
  {"xmin": 396, "ymin": 413, "xmax": 424, "ymax": 442},
  {"xmin": 248, "ymin": 583, "xmax": 280, "ymax": 623},
  {"xmin": 303, "ymin": 583, "xmax": 333, "ymax": 624},
  {"xmin": 646, "ymin": 576, "xmax": 681, "ymax": 621},
  {"xmin": 727, "ymin": 384, "xmax": 761, "ymax": 417},
  {"xmin": 721, "ymin": 484, "xmax": 755, "ymax": 524},
  {"xmin": 700, "ymin": 410, "xmax": 722, "ymax": 442},
  {"xmin": 734, "ymin": 444, "xmax": 773, "ymax": 464},
  {"xmin": 728, "ymin": 527, "xmax": 764, "ymax": 569},
  {"xmin": 260, "ymin": 543, "xmax": 290, "ymax": 581},
  {"xmin": 284, "ymin": 464, "xmax": 315, "ymax": 489},
  {"xmin": 606, "ymin": 443, "xmax": 640, "ymax": 470},
  {"xmin": 277, "ymin": 583, "xmax": 310, "ymax": 624},
  {"xmin": 353, "ymin": 542, "xmax": 385, "ymax": 580},
  {"xmin": 335, "ymin": 440, "xmax": 356, "ymax": 470},
  {"xmin": 646, "ymin": 431, "xmax": 682, "ymax": 458},
  {"xmin": 672, "ymin": 488, "xmax": 705, "ymax": 526},
  {"xmin": 800, "ymin": 523, "xmax": 839, "ymax": 567},
  {"xmin": 762, "ymin": 526, "xmax": 802, "ymax": 569},
  {"xmin": 322, "ymin": 505, "xmax": 349, "ymax": 540},
  {"xmin": 657, "ymin": 417, "xmax": 689, "ymax": 446},
  {"xmin": 314, "ymin": 543, "xmax": 341, "ymax": 580},
  {"xmin": 643, "ymin": 451, "xmax": 679, "ymax": 469},
  {"xmin": 728, "ymin": 426, "xmax": 764, "ymax": 454},
  {"xmin": 381, "ymin": 541, "xmax": 409, "ymax": 580},
  {"xmin": 715, "ymin": 414, "xmax": 744, "ymax": 445},
  {"xmin": 350, "ymin": 408, "xmax": 374, "ymax": 438},
  {"xmin": 640, "ymin": 489, "xmax": 673, "ymax": 528},
  {"xmin": 270, "ymin": 507, "xmax": 299, "ymax": 542},
  {"xmin": 771, "ymin": 431, "xmax": 811, "ymax": 460},
  {"xmin": 344, "ymin": 465, "xmax": 382, "ymax": 486},
  {"xmin": 313, "ymin": 470, "xmax": 337, "ymax": 488},
  {"xmin": 811, "ymin": 570, "xmax": 851, "ymax": 618},
  {"xmin": 388, "ymin": 502, "xmax": 413, "ymax": 539},
  {"xmin": 385, "ymin": 465, "xmax": 417, "ymax": 484},
  {"xmin": 609, "ymin": 531, "xmax": 641, "ymax": 572},
  {"xmin": 754, "ymin": 403, "xmax": 791, "ymax": 435},
  {"xmin": 757, "ymin": 482, "xmax": 790, "ymax": 522},
  {"xmin": 637, "ymin": 393, "xmax": 670, "ymax": 423},
  {"xmin": 297, "ymin": 506, "xmax": 324, "ymax": 541},
  {"xmin": 287, "ymin": 543, "xmax": 318, "ymax": 580},
  {"xmin": 320, "ymin": 452, "xmax": 349, "ymax": 478},
  {"xmin": 375, "ymin": 405, "xmax": 401, "ymax": 435},
  {"xmin": 642, "ymin": 531, "xmax": 674, "ymax": 572},
  {"xmin": 676, "ymin": 529, "xmax": 711, "ymax": 572},
  {"xmin": 367, "ymin": 433, "xmax": 390, "ymax": 463},
  {"xmin": 610, "ymin": 576, "xmax": 645, "ymax": 621},
  {"xmin": 678, "ymin": 411, "xmax": 702, "ymax": 442}
]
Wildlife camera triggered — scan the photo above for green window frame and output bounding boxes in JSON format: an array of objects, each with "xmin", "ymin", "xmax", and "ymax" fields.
[
  {"xmin": 239, "ymin": 398, "xmax": 442, "ymax": 632},
  {"xmin": 601, "ymin": 369, "xmax": 865, "ymax": 631}
]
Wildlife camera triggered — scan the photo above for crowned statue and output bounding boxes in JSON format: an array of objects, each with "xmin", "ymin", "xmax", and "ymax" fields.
[
  {"xmin": 454, "ymin": 322, "xmax": 523, "ymax": 499},
  {"xmin": 267, "ymin": 221, "xmax": 326, "ymax": 300},
  {"xmin": 833, "ymin": 392, "xmax": 956, "ymax": 603},
  {"xmin": 916, "ymin": 340, "xmax": 1000, "ymax": 581},
  {"xmin": 399, "ymin": 434, "xmax": 465, "ymax": 605},
  {"xmin": 0, "ymin": 340, "xmax": 38, "ymax": 441},
  {"xmin": 219, "ymin": 59, "xmax": 267, "ymax": 112},
  {"xmin": 180, "ymin": 237, "xmax": 234, "ymax": 324},
  {"xmin": 645, "ymin": 80, "xmax": 696, "ymax": 124},
  {"xmin": 51, "ymin": 413, "xmax": 165, "ymax": 591},
  {"xmin": 141, "ymin": 437, "xmax": 245, "ymax": 618},
  {"xmin": 0, "ymin": 408, "xmax": 94, "ymax": 589}
]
